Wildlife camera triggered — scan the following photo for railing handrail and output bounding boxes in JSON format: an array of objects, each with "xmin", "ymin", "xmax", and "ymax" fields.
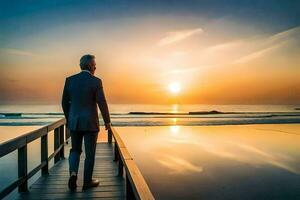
[
  {"xmin": 0, "ymin": 118, "xmax": 69, "ymax": 199},
  {"xmin": 109, "ymin": 127, "xmax": 155, "ymax": 200},
  {"xmin": 0, "ymin": 118, "xmax": 66, "ymax": 157}
]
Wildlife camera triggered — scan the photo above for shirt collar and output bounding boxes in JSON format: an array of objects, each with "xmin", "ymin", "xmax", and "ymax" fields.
[{"xmin": 81, "ymin": 70, "xmax": 92, "ymax": 75}]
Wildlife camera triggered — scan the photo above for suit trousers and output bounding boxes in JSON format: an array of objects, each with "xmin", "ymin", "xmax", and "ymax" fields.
[{"xmin": 69, "ymin": 130, "xmax": 98, "ymax": 181}]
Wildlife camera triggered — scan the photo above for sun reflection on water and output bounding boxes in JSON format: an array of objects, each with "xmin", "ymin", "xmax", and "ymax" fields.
[
  {"xmin": 116, "ymin": 124, "xmax": 300, "ymax": 199},
  {"xmin": 170, "ymin": 125, "xmax": 180, "ymax": 136}
]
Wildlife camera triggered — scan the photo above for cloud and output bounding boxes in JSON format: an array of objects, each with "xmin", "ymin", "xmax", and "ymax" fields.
[
  {"xmin": 166, "ymin": 65, "xmax": 213, "ymax": 74},
  {"xmin": 0, "ymin": 48, "xmax": 36, "ymax": 57},
  {"xmin": 163, "ymin": 25, "xmax": 300, "ymax": 74},
  {"xmin": 157, "ymin": 28, "xmax": 203, "ymax": 46},
  {"xmin": 232, "ymin": 43, "xmax": 282, "ymax": 64},
  {"xmin": 205, "ymin": 40, "xmax": 243, "ymax": 52},
  {"xmin": 233, "ymin": 25, "xmax": 300, "ymax": 64},
  {"xmin": 266, "ymin": 26, "xmax": 300, "ymax": 46}
]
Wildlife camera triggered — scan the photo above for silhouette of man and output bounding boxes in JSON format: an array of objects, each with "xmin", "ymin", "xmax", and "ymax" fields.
[{"xmin": 61, "ymin": 54, "xmax": 111, "ymax": 190}]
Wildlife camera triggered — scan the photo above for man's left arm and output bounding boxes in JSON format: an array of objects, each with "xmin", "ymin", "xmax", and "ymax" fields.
[
  {"xmin": 61, "ymin": 78, "xmax": 70, "ymax": 123},
  {"xmin": 96, "ymin": 79, "xmax": 111, "ymax": 130}
]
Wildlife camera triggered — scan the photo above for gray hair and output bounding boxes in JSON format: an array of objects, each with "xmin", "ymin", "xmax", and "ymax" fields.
[{"xmin": 80, "ymin": 54, "xmax": 95, "ymax": 70}]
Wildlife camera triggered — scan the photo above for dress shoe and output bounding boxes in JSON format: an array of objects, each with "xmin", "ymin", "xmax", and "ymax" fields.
[
  {"xmin": 68, "ymin": 175, "xmax": 77, "ymax": 190},
  {"xmin": 82, "ymin": 178, "xmax": 100, "ymax": 190}
]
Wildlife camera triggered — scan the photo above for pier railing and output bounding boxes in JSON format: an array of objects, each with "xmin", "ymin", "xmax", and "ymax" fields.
[
  {"xmin": 0, "ymin": 118, "xmax": 68, "ymax": 199},
  {"xmin": 108, "ymin": 127, "xmax": 155, "ymax": 200},
  {"xmin": 0, "ymin": 118, "xmax": 154, "ymax": 200}
]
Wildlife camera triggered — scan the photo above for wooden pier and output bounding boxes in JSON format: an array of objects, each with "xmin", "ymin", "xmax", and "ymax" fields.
[{"xmin": 0, "ymin": 118, "xmax": 154, "ymax": 200}]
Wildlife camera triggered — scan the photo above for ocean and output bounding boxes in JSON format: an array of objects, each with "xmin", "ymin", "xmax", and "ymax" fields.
[
  {"xmin": 1, "ymin": 104, "xmax": 300, "ymax": 199},
  {"xmin": 0, "ymin": 104, "xmax": 300, "ymax": 128}
]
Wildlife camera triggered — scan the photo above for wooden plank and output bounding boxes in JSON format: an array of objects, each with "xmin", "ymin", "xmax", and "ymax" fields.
[
  {"xmin": 32, "ymin": 181, "xmax": 124, "ymax": 188},
  {"xmin": 18, "ymin": 197, "xmax": 124, "ymax": 200},
  {"xmin": 32, "ymin": 181, "xmax": 125, "ymax": 187},
  {"xmin": 38, "ymin": 171, "xmax": 118, "ymax": 176},
  {"xmin": 18, "ymin": 190, "xmax": 125, "ymax": 199},
  {"xmin": 33, "ymin": 176, "xmax": 122, "ymax": 183},
  {"xmin": 29, "ymin": 185, "xmax": 124, "ymax": 193},
  {"xmin": 33, "ymin": 175, "xmax": 121, "ymax": 183}
]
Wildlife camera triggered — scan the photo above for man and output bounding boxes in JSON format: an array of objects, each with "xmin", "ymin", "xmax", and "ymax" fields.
[{"xmin": 61, "ymin": 54, "xmax": 111, "ymax": 190}]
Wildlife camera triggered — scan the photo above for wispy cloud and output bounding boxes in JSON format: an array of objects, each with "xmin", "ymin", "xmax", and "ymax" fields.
[
  {"xmin": 232, "ymin": 43, "xmax": 282, "ymax": 64},
  {"xmin": 163, "ymin": 25, "xmax": 300, "ymax": 74},
  {"xmin": 233, "ymin": 26, "xmax": 300, "ymax": 64},
  {"xmin": 266, "ymin": 26, "xmax": 300, "ymax": 46},
  {"xmin": 0, "ymin": 48, "xmax": 36, "ymax": 57},
  {"xmin": 157, "ymin": 28, "xmax": 203, "ymax": 46},
  {"xmin": 166, "ymin": 65, "xmax": 213, "ymax": 74},
  {"xmin": 205, "ymin": 40, "xmax": 243, "ymax": 52}
]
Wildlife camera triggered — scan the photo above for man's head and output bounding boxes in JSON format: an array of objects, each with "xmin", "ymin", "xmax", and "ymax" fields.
[{"xmin": 80, "ymin": 54, "xmax": 96, "ymax": 75}]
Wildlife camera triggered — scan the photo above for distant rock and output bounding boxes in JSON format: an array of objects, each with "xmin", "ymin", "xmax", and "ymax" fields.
[
  {"xmin": 128, "ymin": 110, "xmax": 225, "ymax": 115},
  {"xmin": 128, "ymin": 112, "xmax": 185, "ymax": 115},
  {"xmin": 0, "ymin": 113, "xmax": 22, "ymax": 117},
  {"xmin": 189, "ymin": 110, "xmax": 223, "ymax": 115}
]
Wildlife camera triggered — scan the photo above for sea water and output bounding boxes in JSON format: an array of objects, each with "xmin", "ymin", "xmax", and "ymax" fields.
[{"xmin": 0, "ymin": 104, "xmax": 300, "ymax": 199}]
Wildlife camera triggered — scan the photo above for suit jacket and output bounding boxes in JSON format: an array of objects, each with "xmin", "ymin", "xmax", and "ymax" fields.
[{"xmin": 61, "ymin": 71, "xmax": 111, "ymax": 131}]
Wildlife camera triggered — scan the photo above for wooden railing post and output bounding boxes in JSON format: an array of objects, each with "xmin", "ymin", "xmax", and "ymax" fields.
[
  {"xmin": 41, "ymin": 134, "xmax": 48, "ymax": 175},
  {"xmin": 54, "ymin": 128, "xmax": 60, "ymax": 163},
  {"xmin": 59, "ymin": 125, "xmax": 65, "ymax": 159},
  {"xmin": 18, "ymin": 145, "xmax": 28, "ymax": 192},
  {"xmin": 118, "ymin": 159, "xmax": 124, "ymax": 176},
  {"xmin": 126, "ymin": 173, "xmax": 135, "ymax": 200},
  {"xmin": 114, "ymin": 143, "xmax": 119, "ymax": 162},
  {"xmin": 108, "ymin": 129, "xmax": 112, "ymax": 143}
]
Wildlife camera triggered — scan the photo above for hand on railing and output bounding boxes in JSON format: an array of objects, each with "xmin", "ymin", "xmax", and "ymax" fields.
[{"xmin": 105, "ymin": 122, "xmax": 112, "ymax": 131}]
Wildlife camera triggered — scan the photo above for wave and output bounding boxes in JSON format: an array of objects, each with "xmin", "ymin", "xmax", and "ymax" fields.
[
  {"xmin": 110, "ymin": 118, "xmax": 300, "ymax": 126},
  {"xmin": 0, "ymin": 111, "xmax": 300, "ymax": 126},
  {"xmin": 0, "ymin": 117, "xmax": 299, "ymax": 126},
  {"xmin": 1, "ymin": 110, "xmax": 300, "ymax": 116}
]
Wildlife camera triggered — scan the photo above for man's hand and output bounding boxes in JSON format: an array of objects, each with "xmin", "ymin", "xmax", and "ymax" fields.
[{"xmin": 105, "ymin": 122, "xmax": 112, "ymax": 131}]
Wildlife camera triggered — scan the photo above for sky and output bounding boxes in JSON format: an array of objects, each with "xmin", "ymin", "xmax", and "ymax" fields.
[{"xmin": 0, "ymin": 0, "xmax": 300, "ymax": 105}]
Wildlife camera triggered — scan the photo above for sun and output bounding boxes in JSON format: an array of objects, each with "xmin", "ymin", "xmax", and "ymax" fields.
[{"xmin": 169, "ymin": 82, "xmax": 181, "ymax": 94}]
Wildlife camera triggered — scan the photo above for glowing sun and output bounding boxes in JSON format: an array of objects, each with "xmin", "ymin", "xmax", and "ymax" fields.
[{"xmin": 169, "ymin": 82, "xmax": 181, "ymax": 94}]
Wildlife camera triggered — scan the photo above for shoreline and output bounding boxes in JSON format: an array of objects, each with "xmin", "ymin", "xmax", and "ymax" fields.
[{"xmin": 2, "ymin": 110, "xmax": 300, "ymax": 116}]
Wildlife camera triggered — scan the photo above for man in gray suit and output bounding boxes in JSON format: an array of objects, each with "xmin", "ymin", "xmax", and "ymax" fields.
[{"xmin": 61, "ymin": 54, "xmax": 111, "ymax": 190}]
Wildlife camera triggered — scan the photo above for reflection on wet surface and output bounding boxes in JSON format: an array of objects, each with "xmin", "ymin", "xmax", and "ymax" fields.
[{"xmin": 117, "ymin": 124, "xmax": 300, "ymax": 200}]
